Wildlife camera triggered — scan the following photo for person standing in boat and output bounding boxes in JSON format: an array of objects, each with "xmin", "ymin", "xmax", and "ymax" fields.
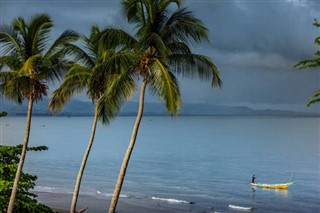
[{"xmin": 252, "ymin": 175, "xmax": 256, "ymax": 183}]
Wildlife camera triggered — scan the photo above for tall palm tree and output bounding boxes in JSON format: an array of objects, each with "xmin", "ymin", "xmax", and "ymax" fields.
[
  {"xmin": 0, "ymin": 14, "xmax": 79, "ymax": 213},
  {"xmin": 48, "ymin": 25, "xmax": 137, "ymax": 213},
  {"xmin": 106, "ymin": 1, "xmax": 222, "ymax": 212},
  {"xmin": 293, "ymin": 19, "xmax": 320, "ymax": 106}
]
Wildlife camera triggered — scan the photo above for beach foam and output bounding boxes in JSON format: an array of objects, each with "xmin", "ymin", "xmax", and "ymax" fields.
[
  {"xmin": 96, "ymin": 191, "xmax": 131, "ymax": 198},
  {"xmin": 151, "ymin": 196, "xmax": 190, "ymax": 204},
  {"xmin": 34, "ymin": 186, "xmax": 56, "ymax": 193}
]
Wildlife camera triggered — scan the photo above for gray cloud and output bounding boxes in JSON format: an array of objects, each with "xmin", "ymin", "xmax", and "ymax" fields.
[{"xmin": 1, "ymin": 0, "xmax": 319, "ymax": 112}]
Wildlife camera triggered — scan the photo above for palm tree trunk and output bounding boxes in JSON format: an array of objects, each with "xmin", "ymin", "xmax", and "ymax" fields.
[
  {"xmin": 7, "ymin": 98, "xmax": 34, "ymax": 213},
  {"xmin": 108, "ymin": 79, "xmax": 147, "ymax": 213},
  {"xmin": 70, "ymin": 104, "xmax": 99, "ymax": 213}
]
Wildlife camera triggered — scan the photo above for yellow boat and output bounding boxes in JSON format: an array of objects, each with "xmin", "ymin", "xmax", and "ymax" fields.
[{"xmin": 251, "ymin": 182, "xmax": 294, "ymax": 189}]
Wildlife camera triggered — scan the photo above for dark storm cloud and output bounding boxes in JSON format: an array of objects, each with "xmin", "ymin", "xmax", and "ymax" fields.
[
  {"xmin": 187, "ymin": 0, "xmax": 318, "ymax": 60},
  {"xmin": 1, "ymin": 1, "xmax": 130, "ymax": 36},
  {"xmin": 0, "ymin": 0, "xmax": 319, "ymax": 112},
  {"xmin": 177, "ymin": 0, "xmax": 319, "ymax": 111}
]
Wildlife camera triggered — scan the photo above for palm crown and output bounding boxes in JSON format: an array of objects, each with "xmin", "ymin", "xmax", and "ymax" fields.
[
  {"xmin": 49, "ymin": 25, "xmax": 137, "ymax": 124},
  {"xmin": 0, "ymin": 13, "xmax": 79, "ymax": 103},
  {"xmin": 118, "ymin": 0, "xmax": 222, "ymax": 114}
]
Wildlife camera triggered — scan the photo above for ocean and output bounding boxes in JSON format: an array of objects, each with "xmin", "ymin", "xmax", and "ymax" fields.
[{"xmin": 1, "ymin": 116, "xmax": 319, "ymax": 212}]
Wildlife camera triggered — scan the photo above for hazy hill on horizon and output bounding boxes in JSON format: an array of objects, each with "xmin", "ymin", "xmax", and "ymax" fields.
[{"xmin": 1, "ymin": 98, "xmax": 319, "ymax": 117}]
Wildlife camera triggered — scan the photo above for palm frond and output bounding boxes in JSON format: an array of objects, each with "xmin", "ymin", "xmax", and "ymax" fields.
[
  {"xmin": 19, "ymin": 54, "xmax": 42, "ymax": 77},
  {"xmin": 93, "ymin": 51, "xmax": 138, "ymax": 80},
  {"xmin": 159, "ymin": 0, "xmax": 181, "ymax": 11},
  {"xmin": 307, "ymin": 89, "xmax": 320, "ymax": 107},
  {"xmin": 0, "ymin": 71, "xmax": 20, "ymax": 85},
  {"xmin": 88, "ymin": 50, "xmax": 137, "ymax": 100},
  {"xmin": 0, "ymin": 25, "xmax": 22, "ymax": 56},
  {"xmin": 97, "ymin": 73, "xmax": 136, "ymax": 124},
  {"xmin": 11, "ymin": 17, "xmax": 27, "ymax": 39},
  {"xmin": 166, "ymin": 42, "xmax": 192, "ymax": 54},
  {"xmin": 0, "ymin": 73, "xmax": 32, "ymax": 104},
  {"xmin": 45, "ymin": 29, "xmax": 80, "ymax": 58},
  {"xmin": 39, "ymin": 42, "xmax": 82, "ymax": 83},
  {"xmin": 161, "ymin": 7, "xmax": 209, "ymax": 45},
  {"xmin": 292, "ymin": 57, "xmax": 320, "ymax": 70},
  {"xmin": 99, "ymin": 28, "xmax": 137, "ymax": 50},
  {"xmin": 48, "ymin": 65, "xmax": 91, "ymax": 112},
  {"xmin": 138, "ymin": 32, "xmax": 171, "ymax": 58},
  {"xmin": 0, "ymin": 56, "xmax": 22, "ymax": 70},
  {"xmin": 121, "ymin": 0, "xmax": 145, "ymax": 24},
  {"xmin": 28, "ymin": 14, "xmax": 53, "ymax": 54},
  {"xmin": 149, "ymin": 58, "xmax": 181, "ymax": 114},
  {"xmin": 168, "ymin": 53, "xmax": 222, "ymax": 88},
  {"xmin": 64, "ymin": 43, "xmax": 95, "ymax": 68}
]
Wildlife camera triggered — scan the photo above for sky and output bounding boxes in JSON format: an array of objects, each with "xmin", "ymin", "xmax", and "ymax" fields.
[{"xmin": 0, "ymin": 0, "xmax": 319, "ymax": 113}]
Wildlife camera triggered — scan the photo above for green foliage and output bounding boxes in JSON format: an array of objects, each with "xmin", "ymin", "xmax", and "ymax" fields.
[
  {"xmin": 49, "ymin": 25, "xmax": 136, "ymax": 124},
  {"xmin": 293, "ymin": 18, "xmax": 320, "ymax": 106},
  {"xmin": 0, "ymin": 13, "xmax": 79, "ymax": 104},
  {"xmin": 0, "ymin": 145, "xmax": 53, "ymax": 213},
  {"xmin": 116, "ymin": 0, "xmax": 222, "ymax": 115},
  {"xmin": 0, "ymin": 111, "xmax": 7, "ymax": 117}
]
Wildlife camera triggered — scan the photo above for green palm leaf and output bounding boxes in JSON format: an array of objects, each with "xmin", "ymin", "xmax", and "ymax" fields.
[
  {"xmin": 0, "ymin": 25, "xmax": 22, "ymax": 56},
  {"xmin": 99, "ymin": 28, "xmax": 137, "ymax": 50},
  {"xmin": 162, "ymin": 7, "xmax": 209, "ymax": 44},
  {"xmin": 293, "ymin": 18, "xmax": 319, "ymax": 106},
  {"xmin": 0, "ymin": 56, "xmax": 22, "ymax": 70},
  {"xmin": 0, "ymin": 72, "xmax": 32, "ymax": 104},
  {"xmin": 149, "ymin": 58, "xmax": 181, "ymax": 114},
  {"xmin": 97, "ymin": 73, "xmax": 136, "ymax": 124},
  {"xmin": 64, "ymin": 43, "xmax": 95, "ymax": 68},
  {"xmin": 45, "ymin": 30, "xmax": 80, "ymax": 58},
  {"xmin": 49, "ymin": 65, "xmax": 90, "ymax": 113},
  {"xmin": 307, "ymin": 89, "xmax": 320, "ymax": 106},
  {"xmin": 19, "ymin": 54, "xmax": 42, "ymax": 76},
  {"xmin": 28, "ymin": 14, "xmax": 53, "ymax": 54},
  {"xmin": 168, "ymin": 53, "xmax": 222, "ymax": 87}
]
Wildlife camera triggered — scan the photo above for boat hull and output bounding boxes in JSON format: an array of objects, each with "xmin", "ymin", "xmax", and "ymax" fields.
[{"xmin": 251, "ymin": 182, "xmax": 294, "ymax": 189}]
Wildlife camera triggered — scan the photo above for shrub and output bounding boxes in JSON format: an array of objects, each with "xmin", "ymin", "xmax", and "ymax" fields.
[{"xmin": 0, "ymin": 145, "xmax": 55, "ymax": 212}]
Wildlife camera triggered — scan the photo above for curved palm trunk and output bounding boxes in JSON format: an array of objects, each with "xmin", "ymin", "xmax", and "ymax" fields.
[
  {"xmin": 108, "ymin": 79, "xmax": 147, "ymax": 213},
  {"xmin": 7, "ymin": 98, "xmax": 34, "ymax": 213},
  {"xmin": 70, "ymin": 105, "xmax": 99, "ymax": 213}
]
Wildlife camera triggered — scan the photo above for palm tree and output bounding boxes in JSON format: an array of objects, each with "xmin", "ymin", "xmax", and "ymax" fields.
[
  {"xmin": 293, "ymin": 18, "xmax": 320, "ymax": 106},
  {"xmin": 0, "ymin": 14, "xmax": 79, "ymax": 213},
  {"xmin": 48, "ymin": 25, "xmax": 137, "ymax": 213},
  {"xmin": 106, "ymin": 1, "xmax": 222, "ymax": 212}
]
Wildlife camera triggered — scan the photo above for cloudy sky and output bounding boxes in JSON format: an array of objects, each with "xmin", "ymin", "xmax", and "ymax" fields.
[{"xmin": 1, "ymin": 0, "xmax": 319, "ymax": 112}]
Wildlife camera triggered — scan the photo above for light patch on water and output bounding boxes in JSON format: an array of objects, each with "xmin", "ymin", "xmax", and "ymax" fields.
[
  {"xmin": 34, "ymin": 186, "xmax": 56, "ymax": 192},
  {"xmin": 151, "ymin": 196, "xmax": 190, "ymax": 204}
]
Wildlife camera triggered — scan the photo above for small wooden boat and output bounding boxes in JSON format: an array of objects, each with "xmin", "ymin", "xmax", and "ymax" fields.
[
  {"xmin": 228, "ymin": 204, "xmax": 253, "ymax": 211},
  {"xmin": 251, "ymin": 182, "xmax": 293, "ymax": 189}
]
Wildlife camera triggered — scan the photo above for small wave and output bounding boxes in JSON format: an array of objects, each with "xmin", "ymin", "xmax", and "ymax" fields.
[
  {"xmin": 34, "ymin": 186, "xmax": 56, "ymax": 192},
  {"xmin": 96, "ymin": 191, "xmax": 130, "ymax": 198},
  {"xmin": 151, "ymin": 196, "xmax": 191, "ymax": 204}
]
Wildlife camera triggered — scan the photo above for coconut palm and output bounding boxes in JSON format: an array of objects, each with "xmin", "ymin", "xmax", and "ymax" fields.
[
  {"xmin": 0, "ymin": 14, "xmax": 79, "ymax": 213},
  {"xmin": 106, "ymin": 1, "xmax": 222, "ymax": 212},
  {"xmin": 48, "ymin": 25, "xmax": 137, "ymax": 213},
  {"xmin": 293, "ymin": 19, "xmax": 320, "ymax": 106}
]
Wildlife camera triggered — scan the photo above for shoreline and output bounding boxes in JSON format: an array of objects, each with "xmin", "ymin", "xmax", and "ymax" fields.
[{"xmin": 34, "ymin": 191, "xmax": 199, "ymax": 213}]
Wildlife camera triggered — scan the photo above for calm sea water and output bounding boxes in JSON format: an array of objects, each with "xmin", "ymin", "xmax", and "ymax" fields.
[{"xmin": 1, "ymin": 116, "xmax": 319, "ymax": 212}]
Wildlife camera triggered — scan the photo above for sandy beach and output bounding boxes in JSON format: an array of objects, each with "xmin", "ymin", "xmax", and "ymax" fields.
[{"xmin": 35, "ymin": 192, "xmax": 196, "ymax": 213}]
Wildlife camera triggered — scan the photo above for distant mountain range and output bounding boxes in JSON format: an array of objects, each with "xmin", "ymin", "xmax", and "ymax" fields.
[{"xmin": 1, "ymin": 98, "xmax": 319, "ymax": 117}]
